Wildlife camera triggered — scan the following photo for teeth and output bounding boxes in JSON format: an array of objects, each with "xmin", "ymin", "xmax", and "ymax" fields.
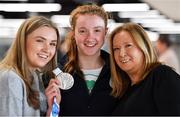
[
  {"xmin": 121, "ymin": 59, "xmax": 129, "ymax": 63},
  {"xmin": 38, "ymin": 54, "xmax": 48, "ymax": 59},
  {"xmin": 84, "ymin": 41, "xmax": 97, "ymax": 47}
]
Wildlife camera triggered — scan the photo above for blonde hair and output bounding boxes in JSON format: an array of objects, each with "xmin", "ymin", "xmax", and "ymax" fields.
[
  {"xmin": 63, "ymin": 4, "xmax": 109, "ymax": 76},
  {"xmin": 109, "ymin": 22, "xmax": 160, "ymax": 97},
  {"xmin": 0, "ymin": 16, "xmax": 60, "ymax": 109}
]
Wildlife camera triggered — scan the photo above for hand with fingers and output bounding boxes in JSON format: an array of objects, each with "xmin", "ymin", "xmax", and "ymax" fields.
[{"xmin": 45, "ymin": 79, "xmax": 61, "ymax": 116}]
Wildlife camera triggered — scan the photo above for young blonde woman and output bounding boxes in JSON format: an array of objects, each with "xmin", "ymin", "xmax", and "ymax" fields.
[
  {"xmin": 58, "ymin": 4, "xmax": 118, "ymax": 115},
  {"xmin": 0, "ymin": 16, "xmax": 61, "ymax": 116},
  {"xmin": 109, "ymin": 22, "xmax": 180, "ymax": 115}
]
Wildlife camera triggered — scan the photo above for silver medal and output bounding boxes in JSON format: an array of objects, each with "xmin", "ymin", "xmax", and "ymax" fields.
[{"xmin": 53, "ymin": 68, "xmax": 74, "ymax": 90}]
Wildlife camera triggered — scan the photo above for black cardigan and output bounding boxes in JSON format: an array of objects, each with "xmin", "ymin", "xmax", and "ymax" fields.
[
  {"xmin": 59, "ymin": 50, "xmax": 118, "ymax": 116},
  {"xmin": 112, "ymin": 65, "xmax": 180, "ymax": 116}
]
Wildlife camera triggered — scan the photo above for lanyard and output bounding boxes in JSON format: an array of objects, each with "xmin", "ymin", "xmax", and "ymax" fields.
[{"xmin": 50, "ymin": 97, "xmax": 59, "ymax": 117}]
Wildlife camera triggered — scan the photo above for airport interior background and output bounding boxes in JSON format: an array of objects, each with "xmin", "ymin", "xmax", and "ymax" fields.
[{"xmin": 0, "ymin": 0, "xmax": 180, "ymax": 70}]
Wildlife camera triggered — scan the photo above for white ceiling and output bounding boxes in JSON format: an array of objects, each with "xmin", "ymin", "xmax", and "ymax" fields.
[{"xmin": 142, "ymin": 0, "xmax": 180, "ymax": 22}]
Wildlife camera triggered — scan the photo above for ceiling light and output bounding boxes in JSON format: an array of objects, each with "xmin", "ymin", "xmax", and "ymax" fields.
[
  {"xmin": 102, "ymin": 3, "xmax": 150, "ymax": 12},
  {"xmin": 145, "ymin": 30, "xmax": 159, "ymax": 41},
  {"xmin": 51, "ymin": 15, "xmax": 70, "ymax": 27},
  {"xmin": 152, "ymin": 25, "xmax": 180, "ymax": 34},
  {"xmin": 118, "ymin": 10, "xmax": 165, "ymax": 18},
  {"xmin": 131, "ymin": 18, "xmax": 173, "ymax": 24},
  {"xmin": 0, "ymin": 19, "xmax": 25, "ymax": 27},
  {"xmin": 0, "ymin": 3, "xmax": 61, "ymax": 12},
  {"xmin": 108, "ymin": 22, "xmax": 123, "ymax": 32}
]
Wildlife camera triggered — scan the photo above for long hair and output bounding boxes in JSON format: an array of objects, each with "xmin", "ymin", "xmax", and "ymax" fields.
[
  {"xmin": 0, "ymin": 16, "xmax": 60, "ymax": 109},
  {"xmin": 109, "ymin": 22, "xmax": 161, "ymax": 97},
  {"xmin": 63, "ymin": 4, "xmax": 109, "ymax": 76}
]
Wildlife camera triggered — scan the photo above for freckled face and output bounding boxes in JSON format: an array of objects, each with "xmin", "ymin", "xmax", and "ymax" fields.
[
  {"xmin": 74, "ymin": 14, "xmax": 107, "ymax": 56},
  {"xmin": 113, "ymin": 31, "xmax": 144, "ymax": 74},
  {"xmin": 26, "ymin": 26, "xmax": 57, "ymax": 69}
]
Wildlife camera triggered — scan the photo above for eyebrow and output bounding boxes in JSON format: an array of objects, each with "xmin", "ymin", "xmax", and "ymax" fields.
[
  {"xmin": 78, "ymin": 26, "xmax": 104, "ymax": 29},
  {"xmin": 35, "ymin": 36, "xmax": 57, "ymax": 42},
  {"xmin": 94, "ymin": 26, "xmax": 104, "ymax": 29}
]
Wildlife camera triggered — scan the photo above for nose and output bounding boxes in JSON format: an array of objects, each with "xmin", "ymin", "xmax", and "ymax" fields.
[
  {"xmin": 86, "ymin": 31, "xmax": 95, "ymax": 40},
  {"xmin": 42, "ymin": 42, "xmax": 50, "ymax": 53},
  {"xmin": 119, "ymin": 48, "xmax": 126, "ymax": 57}
]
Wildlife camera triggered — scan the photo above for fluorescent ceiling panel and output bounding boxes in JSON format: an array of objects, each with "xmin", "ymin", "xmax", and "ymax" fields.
[
  {"xmin": 131, "ymin": 18, "xmax": 173, "ymax": 24},
  {"xmin": 0, "ymin": 19, "xmax": 25, "ymax": 27},
  {"xmin": 0, "ymin": 3, "xmax": 61, "ymax": 12},
  {"xmin": 51, "ymin": 15, "xmax": 70, "ymax": 27},
  {"xmin": 102, "ymin": 3, "xmax": 150, "ymax": 12},
  {"xmin": 118, "ymin": 10, "xmax": 165, "ymax": 18}
]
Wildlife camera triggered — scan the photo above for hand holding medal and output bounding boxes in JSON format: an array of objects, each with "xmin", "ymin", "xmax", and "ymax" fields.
[{"xmin": 50, "ymin": 67, "xmax": 74, "ymax": 117}]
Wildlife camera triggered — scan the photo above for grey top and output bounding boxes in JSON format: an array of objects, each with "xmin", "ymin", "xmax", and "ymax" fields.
[{"xmin": 0, "ymin": 69, "xmax": 47, "ymax": 116}]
